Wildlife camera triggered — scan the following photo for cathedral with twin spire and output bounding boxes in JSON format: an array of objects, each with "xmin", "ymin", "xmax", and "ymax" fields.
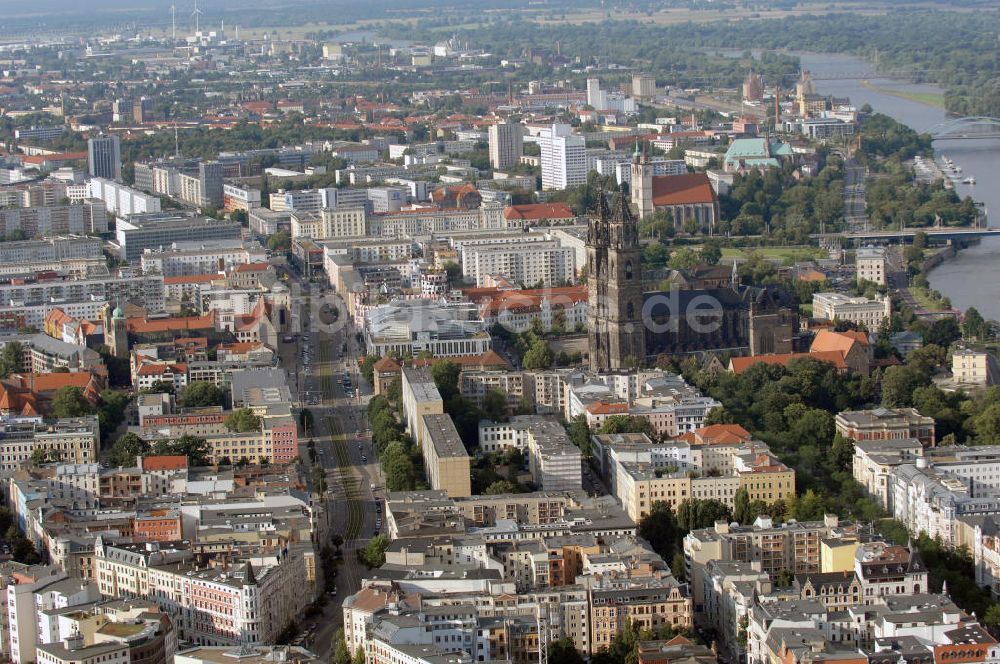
[{"xmin": 585, "ymin": 187, "xmax": 800, "ymax": 372}]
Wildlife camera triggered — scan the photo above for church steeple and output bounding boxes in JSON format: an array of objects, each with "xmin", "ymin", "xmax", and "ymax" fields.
[{"xmin": 587, "ymin": 189, "xmax": 646, "ymax": 372}]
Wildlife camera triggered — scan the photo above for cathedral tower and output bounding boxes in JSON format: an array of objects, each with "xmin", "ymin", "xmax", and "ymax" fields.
[
  {"xmin": 630, "ymin": 143, "xmax": 654, "ymax": 220},
  {"xmin": 587, "ymin": 190, "xmax": 647, "ymax": 372}
]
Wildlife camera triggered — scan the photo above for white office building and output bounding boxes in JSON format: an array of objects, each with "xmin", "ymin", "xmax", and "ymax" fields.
[
  {"xmin": 539, "ymin": 124, "xmax": 586, "ymax": 191},
  {"xmin": 812, "ymin": 292, "xmax": 891, "ymax": 330}
]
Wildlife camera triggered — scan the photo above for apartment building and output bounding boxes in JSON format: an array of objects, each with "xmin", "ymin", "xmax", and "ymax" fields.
[
  {"xmin": 420, "ymin": 414, "xmax": 472, "ymax": 498},
  {"xmin": 94, "ymin": 540, "xmax": 308, "ymax": 647},
  {"xmin": 835, "ymin": 407, "xmax": 935, "ymax": 447},
  {"xmin": 488, "ymin": 121, "xmax": 524, "ymax": 170},
  {"xmin": 401, "ymin": 366, "xmax": 445, "ymax": 452},
  {"xmin": 478, "ymin": 416, "xmax": 582, "ymax": 491},
  {"xmin": 855, "ymin": 246, "xmax": 888, "ymax": 285},
  {"xmin": 0, "ymin": 202, "xmax": 108, "ymax": 237},
  {"xmin": 683, "ymin": 515, "xmax": 857, "ymax": 613},
  {"xmin": 268, "ymin": 188, "xmax": 337, "ymax": 213},
  {"xmin": 539, "ymin": 124, "xmax": 586, "ymax": 191},
  {"xmin": 951, "ymin": 347, "xmax": 1000, "ymax": 387},
  {"xmin": 222, "ymin": 183, "xmax": 262, "ymax": 213},
  {"xmin": 812, "ymin": 292, "xmax": 891, "ymax": 329},
  {"xmin": 139, "ymin": 240, "xmax": 266, "ymax": 277},
  {"xmin": 589, "ymin": 579, "xmax": 692, "ymax": 654},
  {"xmin": 87, "ymin": 178, "xmax": 161, "ymax": 216},
  {"xmin": 464, "ymin": 241, "xmax": 576, "ymax": 288},
  {"xmin": 0, "ymin": 417, "xmax": 99, "ymax": 471}
]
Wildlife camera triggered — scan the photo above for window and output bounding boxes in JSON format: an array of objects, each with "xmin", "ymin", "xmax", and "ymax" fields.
[{"xmin": 625, "ymin": 261, "xmax": 633, "ymax": 280}]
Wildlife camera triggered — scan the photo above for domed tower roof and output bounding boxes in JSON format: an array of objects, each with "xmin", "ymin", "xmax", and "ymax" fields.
[{"xmin": 112, "ymin": 305, "xmax": 125, "ymax": 319}]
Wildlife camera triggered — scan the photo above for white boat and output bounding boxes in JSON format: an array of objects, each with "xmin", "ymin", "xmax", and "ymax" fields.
[{"xmin": 963, "ymin": 177, "xmax": 976, "ymax": 185}]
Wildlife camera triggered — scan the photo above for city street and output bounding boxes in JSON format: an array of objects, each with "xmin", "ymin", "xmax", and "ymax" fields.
[{"xmin": 279, "ymin": 274, "xmax": 381, "ymax": 659}]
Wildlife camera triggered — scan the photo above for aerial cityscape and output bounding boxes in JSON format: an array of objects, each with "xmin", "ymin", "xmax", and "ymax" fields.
[{"xmin": 0, "ymin": 1, "xmax": 999, "ymax": 664}]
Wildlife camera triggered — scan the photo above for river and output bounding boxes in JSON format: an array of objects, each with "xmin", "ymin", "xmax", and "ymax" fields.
[{"xmin": 796, "ymin": 53, "xmax": 1000, "ymax": 319}]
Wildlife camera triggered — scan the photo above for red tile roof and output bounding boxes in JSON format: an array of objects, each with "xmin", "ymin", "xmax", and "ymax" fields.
[
  {"xmin": 234, "ymin": 262, "xmax": 270, "ymax": 273},
  {"xmin": 586, "ymin": 402, "xmax": 629, "ymax": 415},
  {"xmin": 651, "ymin": 173, "xmax": 717, "ymax": 206},
  {"xmin": 141, "ymin": 456, "xmax": 189, "ymax": 471},
  {"xmin": 503, "ymin": 203, "xmax": 576, "ymax": 221},
  {"xmin": 481, "ymin": 285, "xmax": 587, "ymax": 316},
  {"xmin": 127, "ymin": 312, "xmax": 216, "ymax": 334},
  {"xmin": 729, "ymin": 350, "xmax": 846, "ymax": 375},
  {"xmin": 373, "ymin": 356, "xmax": 401, "ymax": 373},
  {"xmin": 810, "ymin": 329, "xmax": 868, "ymax": 355}
]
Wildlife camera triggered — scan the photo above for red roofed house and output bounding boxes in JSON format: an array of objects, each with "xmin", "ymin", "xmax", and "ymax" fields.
[
  {"xmin": 431, "ymin": 184, "xmax": 482, "ymax": 210},
  {"xmin": 810, "ymin": 329, "xmax": 872, "ymax": 376},
  {"xmin": 372, "ymin": 356, "xmax": 401, "ymax": 397},
  {"xmin": 632, "ymin": 168, "xmax": 719, "ymax": 233},
  {"xmin": 728, "ymin": 350, "xmax": 848, "ymax": 375},
  {"xmin": 0, "ymin": 371, "xmax": 104, "ymax": 417},
  {"xmin": 478, "ymin": 285, "xmax": 588, "ymax": 333},
  {"xmin": 585, "ymin": 402, "xmax": 629, "ymax": 429},
  {"xmin": 502, "ymin": 203, "xmax": 577, "ymax": 228}
]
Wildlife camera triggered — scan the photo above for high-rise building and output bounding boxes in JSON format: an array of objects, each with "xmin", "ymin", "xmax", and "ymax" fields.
[
  {"xmin": 488, "ymin": 121, "xmax": 523, "ymax": 170},
  {"xmin": 633, "ymin": 74, "xmax": 656, "ymax": 100},
  {"xmin": 198, "ymin": 161, "xmax": 224, "ymax": 208},
  {"xmin": 587, "ymin": 191, "xmax": 646, "ymax": 371},
  {"xmin": 87, "ymin": 135, "xmax": 121, "ymax": 181},
  {"xmin": 586, "ymin": 78, "xmax": 606, "ymax": 110},
  {"xmin": 539, "ymin": 124, "xmax": 586, "ymax": 191}
]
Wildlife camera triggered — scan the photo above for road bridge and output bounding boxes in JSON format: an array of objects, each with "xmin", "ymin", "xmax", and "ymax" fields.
[{"xmin": 925, "ymin": 117, "xmax": 1000, "ymax": 140}]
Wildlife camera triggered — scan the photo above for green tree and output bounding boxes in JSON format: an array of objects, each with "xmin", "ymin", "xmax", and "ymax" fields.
[
  {"xmin": 333, "ymin": 629, "xmax": 352, "ymax": 664},
  {"xmin": 523, "ymin": 339, "xmax": 554, "ymax": 369},
  {"xmin": 733, "ymin": 486, "xmax": 751, "ymax": 524},
  {"xmin": 983, "ymin": 604, "xmax": 1000, "ymax": 632},
  {"xmin": 485, "ymin": 480, "xmax": 519, "ymax": 495},
  {"xmin": 567, "ymin": 414, "xmax": 592, "ymax": 457},
  {"xmin": 699, "ymin": 241, "xmax": 722, "ymax": 266},
  {"xmin": 358, "ymin": 533, "xmax": 390, "ymax": 568},
  {"xmin": 360, "ymin": 355, "xmax": 379, "ymax": 384},
  {"xmin": 638, "ymin": 501, "xmax": 680, "ymax": 561},
  {"xmin": 153, "ymin": 434, "xmax": 211, "ymax": 466},
  {"xmin": 225, "ymin": 408, "xmax": 262, "ymax": 432},
  {"xmin": 599, "ymin": 415, "xmax": 656, "ymax": 438},
  {"xmin": 482, "ymin": 390, "xmax": 508, "ymax": 422},
  {"xmin": 548, "ymin": 639, "xmax": 585, "ymax": 664},
  {"xmin": 108, "ymin": 432, "xmax": 150, "ymax": 467},
  {"xmin": 97, "ymin": 390, "xmax": 130, "ymax": 443},
  {"xmin": 671, "ymin": 552, "xmax": 687, "ymax": 582},
  {"xmin": 925, "ymin": 317, "xmax": 961, "ymax": 348},
  {"xmin": 268, "ymin": 230, "xmax": 292, "ymax": 253},
  {"xmin": 50, "ymin": 386, "xmax": 92, "ymax": 418},
  {"xmin": 668, "ymin": 247, "xmax": 700, "ymax": 270},
  {"xmin": 675, "ymin": 498, "xmax": 732, "ymax": 533},
  {"xmin": 181, "ymin": 381, "xmax": 225, "ymax": 407},
  {"xmin": 963, "ymin": 307, "xmax": 988, "ymax": 341},
  {"xmin": 430, "ymin": 361, "xmax": 461, "ymax": 401},
  {"xmin": 0, "ymin": 341, "xmax": 24, "ymax": 378}
]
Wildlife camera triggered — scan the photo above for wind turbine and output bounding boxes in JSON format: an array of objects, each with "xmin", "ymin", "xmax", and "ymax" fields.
[
  {"xmin": 191, "ymin": 0, "xmax": 203, "ymax": 35},
  {"xmin": 170, "ymin": 3, "xmax": 176, "ymax": 41}
]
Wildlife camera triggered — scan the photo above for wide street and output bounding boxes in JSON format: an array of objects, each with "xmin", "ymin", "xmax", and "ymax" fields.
[{"xmin": 277, "ymin": 271, "xmax": 383, "ymax": 659}]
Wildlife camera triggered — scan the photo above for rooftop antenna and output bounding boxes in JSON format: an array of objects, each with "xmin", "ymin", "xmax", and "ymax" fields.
[
  {"xmin": 170, "ymin": 4, "xmax": 176, "ymax": 42},
  {"xmin": 191, "ymin": 0, "xmax": 203, "ymax": 34}
]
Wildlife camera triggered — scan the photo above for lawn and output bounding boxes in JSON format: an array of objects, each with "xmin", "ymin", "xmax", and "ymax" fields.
[
  {"xmin": 720, "ymin": 246, "xmax": 827, "ymax": 264},
  {"xmin": 909, "ymin": 285, "xmax": 950, "ymax": 311},
  {"xmin": 860, "ymin": 81, "xmax": 946, "ymax": 109}
]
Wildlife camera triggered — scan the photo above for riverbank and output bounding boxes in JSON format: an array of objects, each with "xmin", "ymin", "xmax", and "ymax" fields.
[{"xmin": 860, "ymin": 80, "xmax": 945, "ymax": 109}]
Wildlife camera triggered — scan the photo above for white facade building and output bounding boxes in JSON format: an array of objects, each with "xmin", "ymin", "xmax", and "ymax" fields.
[{"xmin": 539, "ymin": 124, "xmax": 586, "ymax": 191}]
